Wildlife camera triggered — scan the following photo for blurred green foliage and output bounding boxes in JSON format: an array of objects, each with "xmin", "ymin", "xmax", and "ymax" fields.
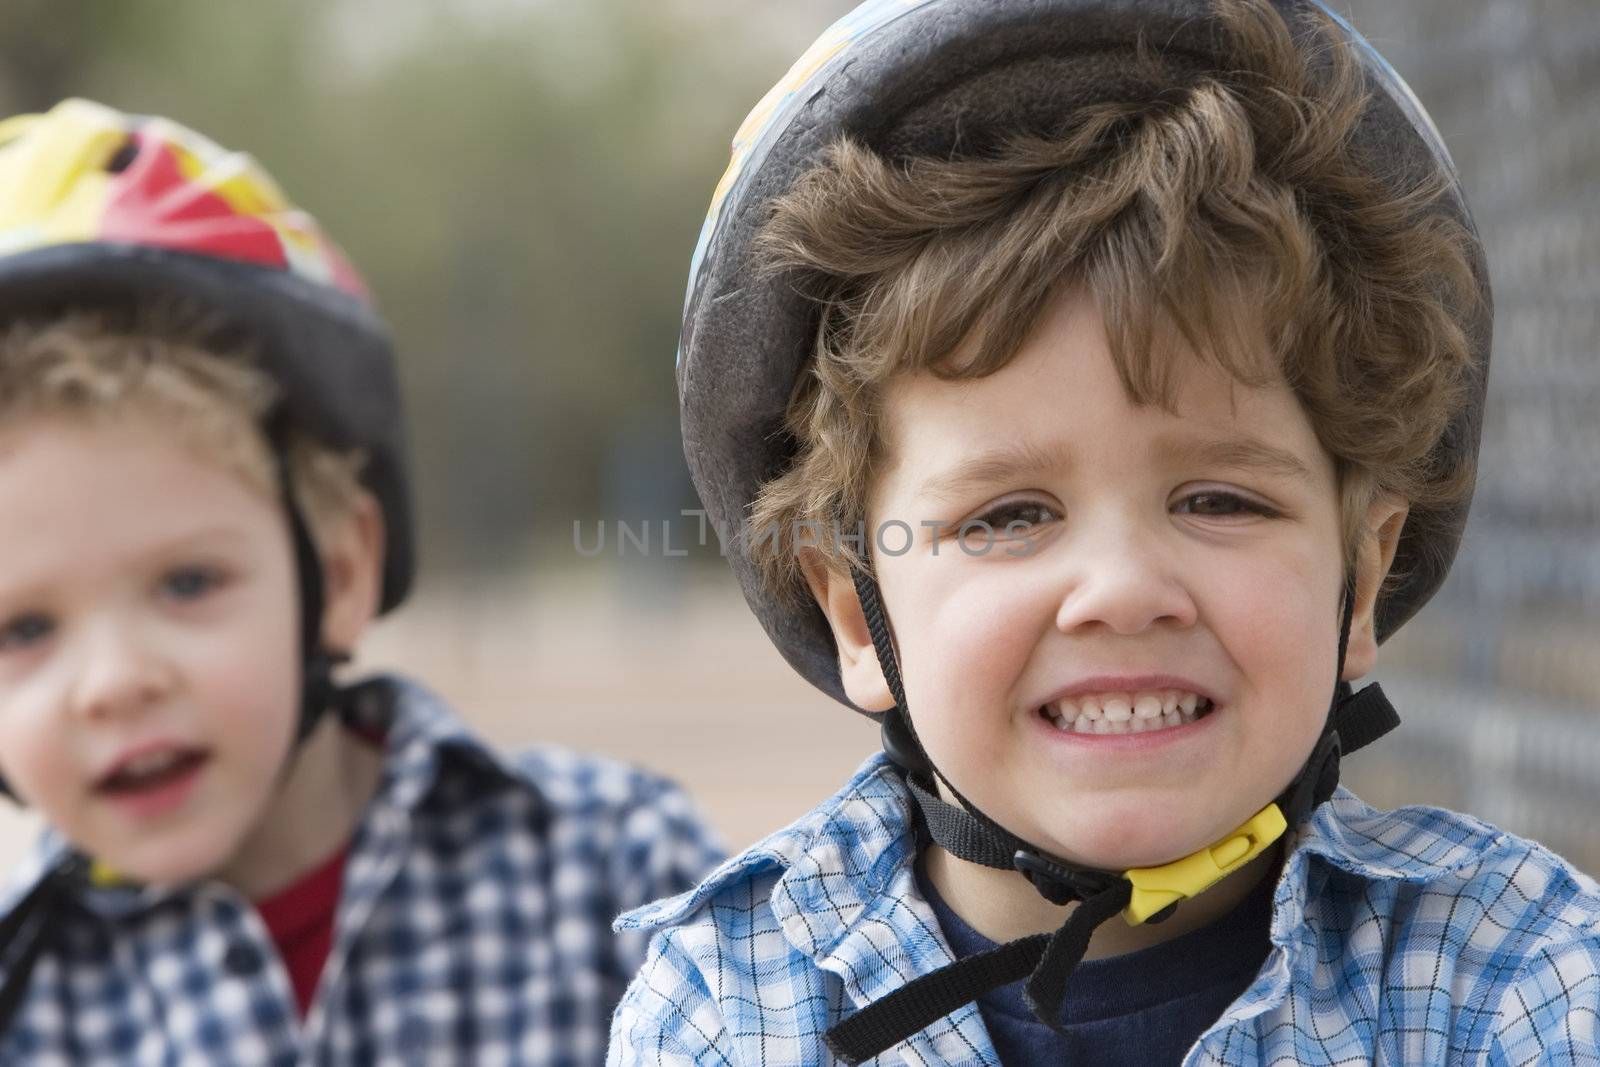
[{"xmin": 0, "ymin": 0, "xmax": 854, "ymax": 572}]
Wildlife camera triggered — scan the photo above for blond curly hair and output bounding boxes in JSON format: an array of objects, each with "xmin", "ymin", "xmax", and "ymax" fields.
[{"xmin": 0, "ymin": 308, "xmax": 366, "ymax": 547}]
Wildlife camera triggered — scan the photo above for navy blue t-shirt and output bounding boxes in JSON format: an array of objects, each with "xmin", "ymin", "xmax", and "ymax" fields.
[{"xmin": 917, "ymin": 858, "xmax": 1276, "ymax": 1066}]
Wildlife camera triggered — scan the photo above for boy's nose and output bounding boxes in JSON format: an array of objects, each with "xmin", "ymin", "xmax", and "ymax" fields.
[
  {"xmin": 1052, "ymin": 527, "xmax": 1199, "ymax": 636},
  {"xmin": 66, "ymin": 621, "xmax": 177, "ymax": 722}
]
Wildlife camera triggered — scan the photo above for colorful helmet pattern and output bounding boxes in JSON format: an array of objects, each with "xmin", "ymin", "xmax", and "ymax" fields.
[{"xmin": 0, "ymin": 99, "xmax": 368, "ymax": 299}]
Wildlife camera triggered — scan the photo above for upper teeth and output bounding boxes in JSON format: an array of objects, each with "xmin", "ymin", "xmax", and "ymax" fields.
[
  {"xmin": 1046, "ymin": 690, "xmax": 1211, "ymax": 735},
  {"xmin": 119, "ymin": 750, "xmax": 184, "ymax": 778}
]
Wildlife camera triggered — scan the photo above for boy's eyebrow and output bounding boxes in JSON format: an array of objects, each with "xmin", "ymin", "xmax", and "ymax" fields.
[
  {"xmin": 916, "ymin": 432, "xmax": 1314, "ymax": 501},
  {"xmin": 135, "ymin": 524, "xmax": 260, "ymax": 562},
  {"xmin": 916, "ymin": 439, "xmax": 1077, "ymax": 503},
  {"xmin": 167, "ymin": 524, "xmax": 254, "ymax": 546},
  {"xmin": 1160, "ymin": 433, "xmax": 1316, "ymax": 481}
]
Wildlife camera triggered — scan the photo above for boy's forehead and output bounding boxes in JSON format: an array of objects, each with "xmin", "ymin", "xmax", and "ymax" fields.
[
  {"xmin": 878, "ymin": 308, "xmax": 1329, "ymax": 499},
  {"xmin": 0, "ymin": 415, "xmax": 275, "ymax": 534}
]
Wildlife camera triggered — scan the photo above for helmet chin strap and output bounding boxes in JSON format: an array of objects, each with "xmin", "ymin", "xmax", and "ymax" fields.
[
  {"xmin": 824, "ymin": 565, "xmax": 1401, "ymax": 1065},
  {"xmin": 277, "ymin": 436, "xmax": 347, "ymax": 751}
]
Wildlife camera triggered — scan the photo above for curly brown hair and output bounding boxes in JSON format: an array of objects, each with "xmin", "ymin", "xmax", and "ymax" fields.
[{"xmin": 747, "ymin": 0, "xmax": 1480, "ymax": 601}]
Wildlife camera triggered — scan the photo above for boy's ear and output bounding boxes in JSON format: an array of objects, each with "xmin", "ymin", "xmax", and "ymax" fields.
[
  {"xmin": 798, "ymin": 548, "xmax": 897, "ymax": 713},
  {"xmin": 318, "ymin": 490, "xmax": 386, "ymax": 654},
  {"xmin": 1340, "ymin": 495, "xmax": 1410, "ymax": 682}
]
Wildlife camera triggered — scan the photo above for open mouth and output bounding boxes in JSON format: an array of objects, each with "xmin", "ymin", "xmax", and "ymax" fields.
[
  {"xmin": 95, "ymin": 748, "xmax": 209, "ymax": 795},
  {"xmin": 1039, "ymin": 691, "xmax": 1217, "ymax": 736}
]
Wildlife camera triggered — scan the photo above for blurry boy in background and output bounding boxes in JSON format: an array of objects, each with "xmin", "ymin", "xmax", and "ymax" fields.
[{"xmin": 0, "ymin": 98, "xmax": 721, "ymax": 1064}]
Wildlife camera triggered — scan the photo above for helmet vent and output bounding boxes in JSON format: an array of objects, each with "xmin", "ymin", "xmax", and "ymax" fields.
[{"xmin": 104, "ymin": 138, "xmax": 138, "ymax": 174}]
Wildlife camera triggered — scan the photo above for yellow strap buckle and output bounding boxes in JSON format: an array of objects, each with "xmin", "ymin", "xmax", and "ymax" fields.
[
  {"xmin": 1121, "ymin": 803, "xmax": 1287, "ymax": 925},
  {"xmin": 88, "ymin": 859, "xmax": 126, "ymax": 887}
]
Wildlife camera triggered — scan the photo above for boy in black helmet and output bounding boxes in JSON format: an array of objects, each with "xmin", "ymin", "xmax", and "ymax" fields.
[
  {"xmin": 609, "ymin": 1, "xmax": 1600, "ymax": 1064},
  {"xmin": 0, "ymin": 99, "xmax": 722, "ymax": 1064}
]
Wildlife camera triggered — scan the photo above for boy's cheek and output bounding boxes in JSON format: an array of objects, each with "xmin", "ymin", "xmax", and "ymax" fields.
[
  {"xmin": 0, "ymin": 724, "xmax": 69, "ymax": 814},
  {"xmin": 898, "ymin": 581, "xmax": 1062, "ymax": 787},
  {"xmin": 907, "ymin": 569, "xmax": 1045, "ymax": 689},
  {"xmin": 1205, "ymin": 545, "xmax": 1342, "ymax": 650}
]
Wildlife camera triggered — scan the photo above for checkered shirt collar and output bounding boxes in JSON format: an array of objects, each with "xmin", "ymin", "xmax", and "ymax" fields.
[{"xmin": 623, "ymin": 750, "xmax": 1502, "ymax": 994}]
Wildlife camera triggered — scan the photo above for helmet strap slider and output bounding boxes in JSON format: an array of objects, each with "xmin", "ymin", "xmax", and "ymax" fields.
[{"xmin": 1012, "ymin": 850, "xmax": 1119, "ymax": 906}]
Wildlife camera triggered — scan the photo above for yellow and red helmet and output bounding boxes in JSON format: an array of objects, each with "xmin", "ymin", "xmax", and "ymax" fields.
[
  {"xmin": 0, "ymin": 98, "xmax": 369, "ymax": 295},
  {"xmin": 0, "ymin": 99, "xmax": 413, "ymax": 611}
]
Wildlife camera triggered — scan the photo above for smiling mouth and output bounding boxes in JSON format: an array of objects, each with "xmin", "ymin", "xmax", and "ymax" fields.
[{"xmin": 1039, "ymin": 691, "xmax": 1217, "ymax": 736}]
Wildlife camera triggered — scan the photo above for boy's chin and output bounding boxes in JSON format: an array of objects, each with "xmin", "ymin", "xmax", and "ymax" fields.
[{"xmin": 81, "ymin": 824, "xmax": 238, "ymax": 887}]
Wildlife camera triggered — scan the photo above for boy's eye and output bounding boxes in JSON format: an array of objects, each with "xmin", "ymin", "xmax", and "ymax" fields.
[
  {"xmin": 0, "ymin": 612, "xmax": 55, "ymax": 652},
  {"xmin": 160, "ymin": 565, "xmax": 226, "ymax": 602},
  {"xmin": 1176, "ymin": 491, "xmax": 1276, "ymax": 518},
  {"xmin": 973, "ymin": 500, "xmax": 1061, "ymax": 531}
]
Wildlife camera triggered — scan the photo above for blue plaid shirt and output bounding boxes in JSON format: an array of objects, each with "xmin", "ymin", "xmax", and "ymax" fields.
[
  {"xmin": 610, "ymin": 753, "xmax": 1600, "ymax": 1066},
  {"xmin": 0, "ymin": 674, "xmax": 724, "ymax": 1066}
]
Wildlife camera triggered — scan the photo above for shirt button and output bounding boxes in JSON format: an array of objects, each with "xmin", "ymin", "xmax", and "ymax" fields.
[{"xmin": 223, "ymin": 941, "xmax": 265, "ymax": 976}]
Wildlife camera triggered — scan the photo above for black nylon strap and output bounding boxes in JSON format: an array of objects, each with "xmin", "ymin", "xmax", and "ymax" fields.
[
  {"xmin": 1024, "ymin": 879, "xmax": 1134, "ymax": 1028},
  {"xmin": 268, "ymin": 412, "xmax": 343, "ymax": 746},
  {"xmin": 824, "ymin": 932, "xmax": 1049, "ymax": 1064},
  {"xmin": 0, "ymin": 901, "xmax": 50, "ymax": 1035},
  {"xmin": 851, "ymin": 566, "xmax": 910, "ymax": 714},
  {"xmin": 1333, "ymin": 571, "xmax": 1357, "ymax": 692},
  {"xmin": 0, "ymin": 857, "xmax": 80, "ymax": 1037},
  {"xmin": 824, "ymin": 878, "xmax": 1134, "ymax": 1064},
  {"xmin": 906, "ymin": 777, "xmax": 1023, "ymax": 872},
  {"xmin": 1330, "ymin": 681, "xmax": 1399, "ymax": 754}
]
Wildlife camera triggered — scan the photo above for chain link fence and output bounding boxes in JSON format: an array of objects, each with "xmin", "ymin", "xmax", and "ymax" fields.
[{"xmin": 1336, "ymin": 0, "xmax": 1600, "ymax": 873}]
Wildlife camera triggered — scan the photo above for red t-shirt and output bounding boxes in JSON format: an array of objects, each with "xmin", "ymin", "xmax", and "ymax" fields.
[
  {"xmin": 255, "ymin": 842, "xmax": 349, "ymax": 1018},
  {"xmin": 254, "ymin": 726, "xmax": 385, "ymax": 1017}
]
